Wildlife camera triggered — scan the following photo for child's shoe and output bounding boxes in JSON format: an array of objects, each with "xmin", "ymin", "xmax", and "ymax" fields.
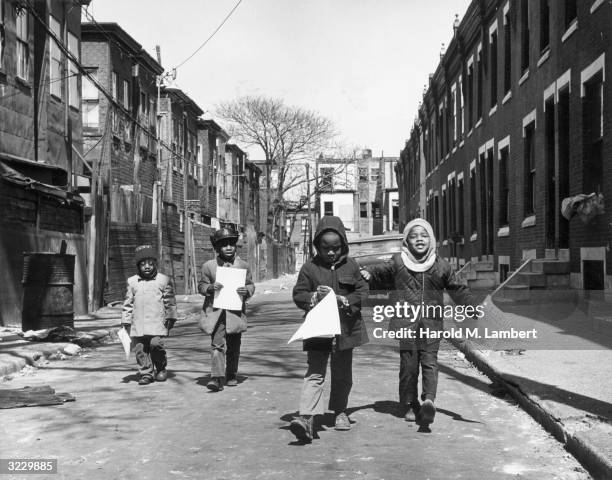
[
  {"xmin": 155, "ymin": 369, "xmax": 168, "ymax": 382},
  {"xmin": 334, "ymin": 411, "xmax": 351, "ymax": 431},
  {"xmin": 138, "ymin": 375, "xmax": 154, "ymax": 385},
  {"xmin": 289, "ymin": 415, "xmax": 313, "ymax": 443},
  {"xmin": 419, "ymin": 399, "xmax": 436, "ymax": 424},
  {"xmin": 206, "ymin": 377, "xmax": 224, "ymax": 392},
  {"xmin": 226, "ymin": 374, "xmax": 238, "ymax": 387},
  {"xmin": 403, "ymin": 401, "xmax": 420, "ymax": 422}
]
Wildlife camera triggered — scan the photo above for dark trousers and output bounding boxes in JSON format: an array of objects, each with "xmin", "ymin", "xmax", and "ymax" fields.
[
  {"xmin": 399, "ymin": 339, "xmax": 440, "ymax": 405},
  {"xmin": 210, "ymin": 315, "xmax": 242, "ymax": 378},
  {"xmin": 133, "ymin": 336, "xmax": 167, "ymax": 378}
]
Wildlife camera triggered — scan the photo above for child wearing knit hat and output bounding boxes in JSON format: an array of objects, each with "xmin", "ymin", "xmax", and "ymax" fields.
[{"xmin": 122, "ymin": 245, "xmax": 177, "ymax": 385}]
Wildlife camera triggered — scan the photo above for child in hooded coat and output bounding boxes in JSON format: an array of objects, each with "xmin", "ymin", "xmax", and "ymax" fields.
[
  {"xmin": 362, "ymin": 218, "xmax": 477, "ymax": 426},
  {"xmin": 290, "ymin": 215, "xmax": 369, "ymax": 443}
]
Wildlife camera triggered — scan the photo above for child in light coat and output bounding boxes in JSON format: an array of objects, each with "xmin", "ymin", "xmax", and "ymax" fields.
[{"xmin": 122, "ymin": 245, "xmax": 177, "ymax": 385}]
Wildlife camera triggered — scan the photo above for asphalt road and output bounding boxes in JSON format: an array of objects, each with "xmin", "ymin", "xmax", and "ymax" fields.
[{"xmin": 0, "ymin": 290, "xmax": 591, "ymax": 480}]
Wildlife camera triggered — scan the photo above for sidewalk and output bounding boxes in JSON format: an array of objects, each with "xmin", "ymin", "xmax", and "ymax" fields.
[
  {"xmin": 0, "ymin": 273, "xmax": 297, "ymax": 379},
  {"xmin": 446, "ymin": 297, "xmax": 612, "ymax": 479}
]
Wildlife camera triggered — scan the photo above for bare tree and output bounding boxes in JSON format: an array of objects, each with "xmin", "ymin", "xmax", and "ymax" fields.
[{"xmin": 216, "ymin": 95, "xmax": 337, "ymax": 241}]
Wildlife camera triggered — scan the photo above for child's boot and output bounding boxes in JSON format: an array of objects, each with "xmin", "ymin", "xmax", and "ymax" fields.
[
  {"xmin": 419, "ymin": 398, "xmax": 436, "ymax": 424},
  {"xmin": 138, "ymin": 374, "xmax": 154, "ymax": 385},
  {"xmin": 403, "ymin": 400, "xmax": 421, "ymax": 422},
  {"xmin": 155, "ymin": 369, "xmax": 168, "ymax": 382},
  {"xmin": 289, "ymin": 415, "xmax": 313, "ymax": 443},
  {"xmin": 226, "ymin": 373, "xmax": 238, "ymax": 387},
  {"xmin": 334, "ymin": 411, "xmax": 351, "ymax": 431},
  {"xmin": 206, "ymin": 376, "xmax": 224, "ymax": 392}
]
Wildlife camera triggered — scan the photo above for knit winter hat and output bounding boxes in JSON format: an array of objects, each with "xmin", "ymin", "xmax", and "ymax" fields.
[{"xmin": 134, "ymin": 245, "xmax": 157, "ymax": 265}]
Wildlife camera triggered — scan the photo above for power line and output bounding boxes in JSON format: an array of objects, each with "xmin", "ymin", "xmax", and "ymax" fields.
[
  {"xmin": 0, "ymin": 72, "xmax": 78, "ymax": 101},
  {"xmin": 173, "ymin": 0, "xmax": 244, "ymax": 70}
]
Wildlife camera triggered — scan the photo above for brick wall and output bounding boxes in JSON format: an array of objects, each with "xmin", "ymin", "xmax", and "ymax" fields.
[{"xmin": 399, "ymin": 0, "xmax": 611, "ymax": 278}]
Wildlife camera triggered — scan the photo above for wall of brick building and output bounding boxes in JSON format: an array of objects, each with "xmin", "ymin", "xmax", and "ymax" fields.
[{"xmin": 399, "ymin": 0, "xmax": 611, "ymax": 291}]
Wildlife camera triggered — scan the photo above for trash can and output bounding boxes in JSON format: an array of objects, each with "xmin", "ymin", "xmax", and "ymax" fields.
[{"xmin": 22, "ymin": 253, "xmax": 75, "ymax": 331}]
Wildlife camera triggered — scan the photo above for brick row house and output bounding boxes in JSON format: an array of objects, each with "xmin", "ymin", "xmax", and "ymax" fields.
[
  {"xmin": 397, "ymin": 0, "xmax": 611, "ymax": 296},
  {"xmin": 0, "ymin": 0, "xmax": 89, "ymax": 327}
]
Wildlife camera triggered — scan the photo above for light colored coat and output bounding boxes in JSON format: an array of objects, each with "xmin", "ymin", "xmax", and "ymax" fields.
[
  {"xmin": 122, "ymin": 273, "xmax": 177, "ymax": 337},
  {"xmin": 197, "ymin": 256, "xmax": 255, "ymax": 335}
]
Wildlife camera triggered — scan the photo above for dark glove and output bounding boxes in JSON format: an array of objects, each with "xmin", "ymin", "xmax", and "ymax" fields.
[{"xmin": 164, "ymin": 318, "xmax": 176, "ymax": 331}]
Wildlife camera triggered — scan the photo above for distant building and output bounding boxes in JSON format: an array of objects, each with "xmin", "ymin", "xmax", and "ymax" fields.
[{"xmin": 315, "ymin": 149, "xmax": 399, "ymax": 240}]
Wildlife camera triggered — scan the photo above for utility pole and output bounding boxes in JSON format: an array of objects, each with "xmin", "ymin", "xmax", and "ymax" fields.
[
  {"xmin": 63, "ymin": 2, "xmax": 73, "ymax": 189},
  {"xmin": 306, "ymin": 162, "xmax": 312, "ymax": 258},
  {"xmin": 182, "ymin": 112, "xmax": 190, "ymax": 294},
  {"xmin": 155, "ymin": 49, "xmax": 164, "ymax": 265}
]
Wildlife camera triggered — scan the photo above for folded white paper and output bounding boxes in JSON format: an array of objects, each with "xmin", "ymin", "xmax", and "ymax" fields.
[
  {"xmin": 117, "ymin": 327, "xmax": 131, "ymax": 360},
  {"xmin": 288, "ymin": 290, "xmax": 341, "ymax": 344},
  {"xmin": 213, "ymin": 266, "xmax": 247, "ymax": 310}
]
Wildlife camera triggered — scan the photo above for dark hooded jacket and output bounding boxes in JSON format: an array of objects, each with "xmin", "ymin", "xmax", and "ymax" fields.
[{"xmin": 292, "ymin": 216, "xmax": 369, "ymax": 351}]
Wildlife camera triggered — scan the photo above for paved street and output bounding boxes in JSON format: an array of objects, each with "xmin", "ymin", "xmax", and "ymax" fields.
[{"xmin": 0, "ymin": 287, "xmax": 590, "ymax": 480}]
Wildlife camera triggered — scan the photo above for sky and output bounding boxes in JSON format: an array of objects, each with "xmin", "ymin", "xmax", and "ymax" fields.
[{"xmin": 86, "ymin": 0, "xmax": 472, "ymax": 159}]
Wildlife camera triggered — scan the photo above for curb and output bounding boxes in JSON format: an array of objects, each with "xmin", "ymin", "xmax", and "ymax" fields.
[
  {"xmin": 0, "ymin": 330, "xmax": 117, "ymax": 380},
  {"xmin": 451, "ymin": 338, "xmax": 612, "ymax": 480}
]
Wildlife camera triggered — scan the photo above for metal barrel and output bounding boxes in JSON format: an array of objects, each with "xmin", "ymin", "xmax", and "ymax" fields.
[{"xmin": 21, "ymin": 253, "xmax": 75, "ymax": 331}]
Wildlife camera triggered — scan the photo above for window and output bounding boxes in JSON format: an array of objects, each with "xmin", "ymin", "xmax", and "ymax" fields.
[
  {"xmin": 458, "ymin": 177, "xmax": 465, "ymax": 236},
  {"xmin": 523, "ymin": 122, "xmax": 536, "ymax": 215},
  {"xmin": 503, "ymin": 8, "xmax": 512, "ymax": 94},
  {"xmin": 583, "ymin": 72, "xmax": 603, "ymax": 193},
  {"xmin": 467, "ymin": 60, "xmax": 474, "ymax": 128},
  {"xmin": 320, "ymin": 167, "xmax": 334, "ymax": 190},
  {"xmin": 67, "ymin": 32, "xmax": 79, "ymax": 108},
  {"xmin": 122, "ymin": 79, "xmax": 129, "ymax": 109},
  {"xmin": 324, "ymin": 201, "xmax": 333, "ymax": 216},
  {"xmin": 0, "ymin": 0, "xmax": 5, "ymax": 69},
  {"xmin": 433, "ymin": 195, "xmax": 440, "ymax": 237},
  {"xmin": 449, "ymin": 178, "xmax": 457, "ymax": 235},
  {"xmin": 477, "ymin": 47, "xmax": 483, "ymax": 120},
  {"xmin": 301, "ymin": 217, "xmax": 307, "ymax": 233},
  {"xmin": 82, "ymin": 69, "xmax": 99, "ymax": 127},
  {"xmin": 499, "ymin": 146, "xmax": 510, "ymax": 226},
  {"xmin": 16, "ymin": 9, "xmax": 29, "ymax": 80},
  {"xmin": 111, "ymin": 71, "xmax": 118, "ymax": 100},
  {"xmin": 360, "ymin": 202, "xmax": 367, "ymax": 218},
  {"xmin": 441, "ymin": 189, "xmax": 447, "ymax": 240},
  {"xmin": 540, "ymin": 0, "xmax": 550, "ymax": 53},
  {"xmin": 470, "ymin": 167, "xmax": 477, "ymax": 233},
  {"xmin": 370, "ymin": 168, "xmax": 380, "ymax": 182},
  {"xmin": 520, "ymin": 0, "xmax": 530, "ymax": 74},
  {"xmin": 564, "ymin": 0, "xmax": 577, "ymax": 29},
  {"xmin": 358, "ymin": 167, "xmax": 368, "ymax": 181},
  {"xmin": 458, "ymin": 77, "xmax": 464, "ymax": 137},
  {"xmin": 490, "ymin": 26, "xmax": 498, "ymax": 108},
  {"xmin": 49, "ymin": 16, "xmax": 62, "ymax": 98},
  {"xmin": 371, "ymin": 201, "xmax": 380, "ymax": 218},
  {"xmin": 139, "ymin": 91, "xmax": 148, "ymax": 118},
  {"xmin": 452, "ymin": 85, "xmax": 458, "ymax": 143}
]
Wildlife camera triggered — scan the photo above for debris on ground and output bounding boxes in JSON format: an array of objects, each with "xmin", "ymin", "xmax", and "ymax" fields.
[{"xmin": 0, "ymin": 386, "xmax": 75, "ymax": 409}]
